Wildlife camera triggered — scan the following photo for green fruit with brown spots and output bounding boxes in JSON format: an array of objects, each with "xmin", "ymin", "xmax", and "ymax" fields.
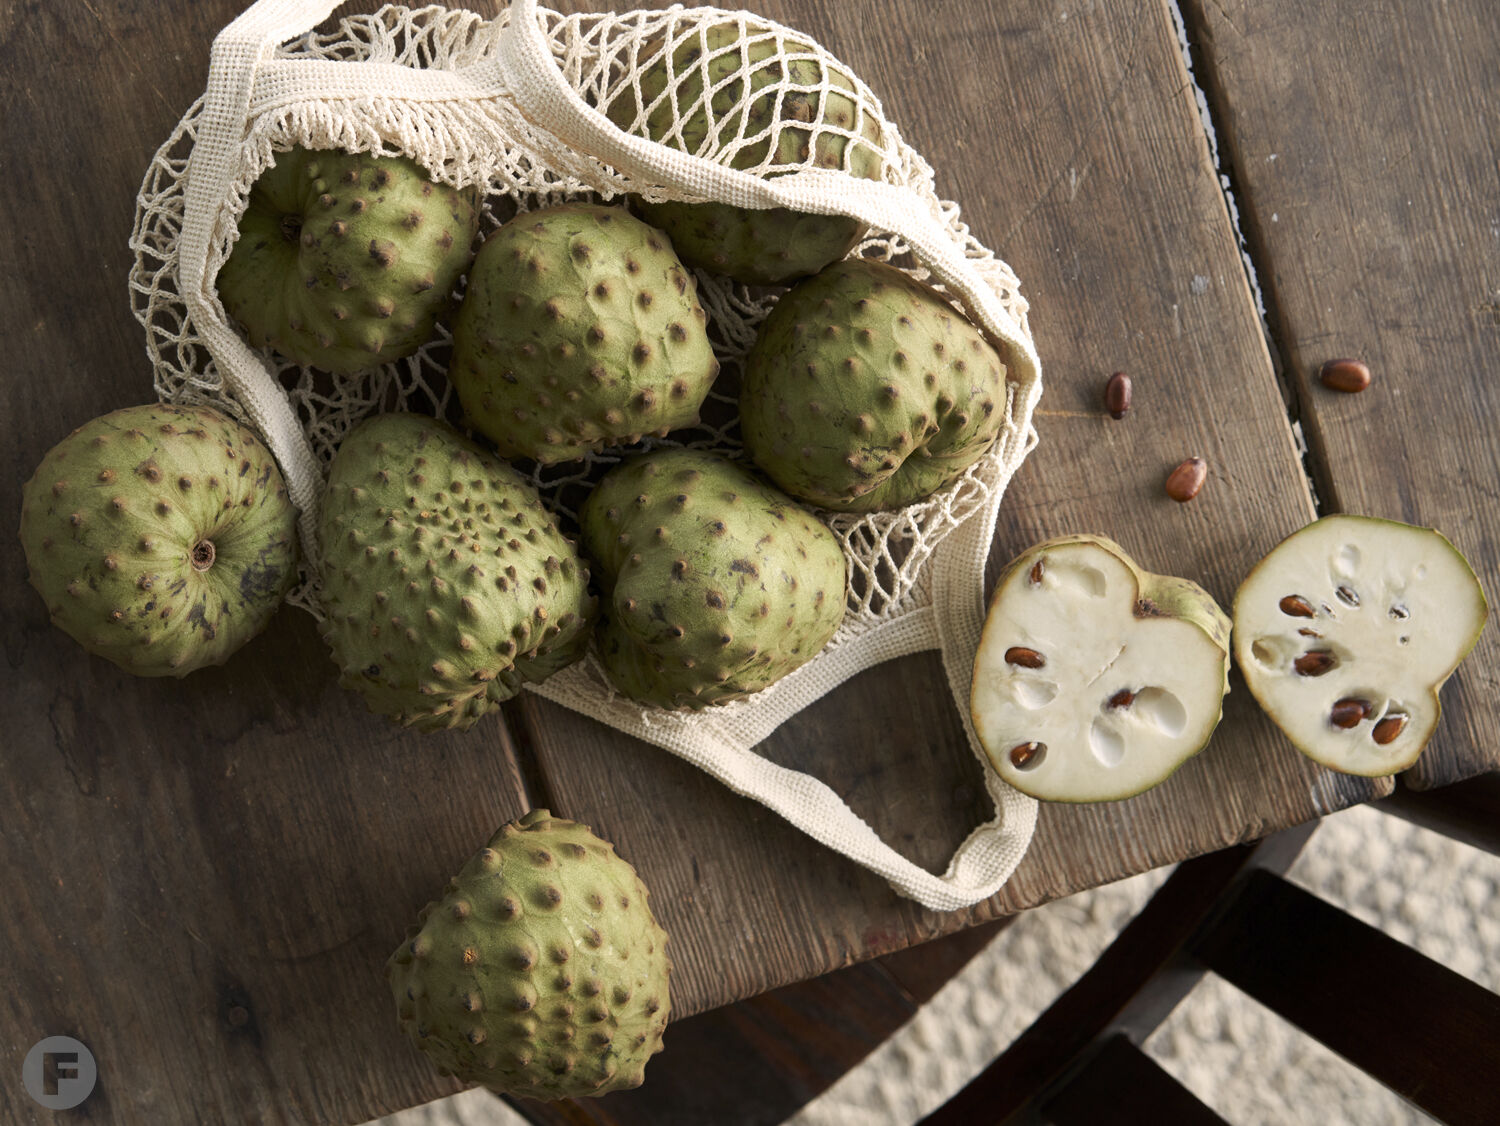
[
  {"xmin": 579, "ymin": 448, "xmax": 847, "ymax": 709},
  {"xmin": 606, "ymin": 22, "xmax": 884, "ymax": 284},
  {"xmin": 216, "ymin": 147, "xmax": 479, "ymax": 374},
  {"xmin": 449, "ymin": 203, "xmax": 719, "ymax": 464},
  {"xmin": 740, "ymin": 258, "xmax": 1008, "ymax": 511},
  {"xmin": 19, "ymin": 403, "xmax": 299, "ymax": 676},
  {"xmin": 318, "ymin": 413, "xmax": 595, "ymax": 730},
  {"xmin": 387, "ymin": 808, "xmax": 671, "ymax": 1099}
]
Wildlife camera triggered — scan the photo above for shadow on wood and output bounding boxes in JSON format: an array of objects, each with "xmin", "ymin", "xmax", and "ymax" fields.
[{"xmin": 505, "ymin": 917, "xmax": 1010, "ymax": 1126}]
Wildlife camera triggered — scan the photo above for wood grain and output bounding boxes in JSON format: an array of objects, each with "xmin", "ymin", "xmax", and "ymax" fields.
[
  {"xmin": 1180, "ymin": 0, "xmax": 1500, "ymax": 788},
  {"xmin": 518, "ymin": 0, "xmax": 1385, "ymax": 1024},
  {"xmin": 0, "ymin": 0, "xmax": 1436, "ymax": 1123},
  {"xmin": 0, "ymin": 5, "xmax": 535, "ymax": 1124}
]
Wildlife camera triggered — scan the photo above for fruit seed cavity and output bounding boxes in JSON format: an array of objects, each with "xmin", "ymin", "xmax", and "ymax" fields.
[
  {"xmin": 1009, "ymin": 742, "xmax": 1046, "ymax": 770},
  {"xmin": 1294, "ymin": 650, "xmax": 1337, "ymax": 677},
  {"xmin": 1279, "ymin": 595, "xmax": 1316, "ymax": 618},
  {"xmin": 1329, "ymin": 697, "xmax": 1372, "ymax": 729}
]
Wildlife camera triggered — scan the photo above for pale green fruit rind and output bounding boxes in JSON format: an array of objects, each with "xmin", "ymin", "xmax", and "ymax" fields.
[
  {"xmin": 387, "ymin": 809, "xmax": 671, "ymax": 1100},
  {"xmin": 999, "ymin": 534, "xmax": 1233, "ymax": 660},
  {"xmin": 605, "ymin": 23, "xmax": 884, "ymax": 284},
  {"xmin": 216, "ymin": 147, "xmax": 479, "ymax": 374},
  {"xmin": 18, "ymin": 403, "xmax": 298, "ymax": 677},
  {"xmin": 449, "ymin": 204, "xmax": 719, "ymax": 464},
  {"xmin": 972, "ymin": 534, "xmax": 1231, "ymax": 803},
  {"xmin": 579, "ymin": 449, "xmax": 848, "ymax": 709},
  {"xmin": 741, "ymin": 258, "xmax": 1008, "ymax": 512},
  {"xmin": 1232, "ymin": 514, "xmax": 1489, "ymax": 777},
  {"xmin": 318, "ymin": 413, "xmax": 596, "ymax": 731},
  {"xmin": 634, "ymin": 200, "xmax": 867, "ymax": 288}
]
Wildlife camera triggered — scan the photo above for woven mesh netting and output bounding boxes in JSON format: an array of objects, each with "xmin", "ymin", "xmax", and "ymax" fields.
[
  {"xmin": 129, "ymin": 2, "xmax": 1037, "ymax": 702},
  {"xmin": 126, "ymin": 0, "xmax": 1045, "ymax": 909}
]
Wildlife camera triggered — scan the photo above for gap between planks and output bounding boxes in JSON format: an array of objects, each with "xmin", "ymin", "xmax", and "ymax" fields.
[{"xmin": 1170, "ymin": 0, "xmax": 1333, "ymax": 516}]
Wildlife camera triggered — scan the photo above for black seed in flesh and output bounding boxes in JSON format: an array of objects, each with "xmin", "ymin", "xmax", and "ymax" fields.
[
  {"xmin": 1279, "ymin": 595, "xmax": 1316, "ymax": 618},
  {"xmin": 1329, "ymin": 698, "xmax": 1372, "ymax": 729},
  {"xmin": 1294, "ymin": 650, "xmax": 1337, "ymax": 677},
  {"xmin": 1009, "ymin": 741, "xmax": 1044, "ymax": 770}
]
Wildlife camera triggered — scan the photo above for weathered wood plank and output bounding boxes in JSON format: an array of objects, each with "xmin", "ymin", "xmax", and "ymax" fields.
[
  {"xmin": 0, "ymin": 5, "xmax": 535, "ymax": 1124},
  {"xmin": 518, "ymin": 0, "xmax": 1386, "ymax": 1026},
  {"xmin": 1181, "ymin": 0, "xmax": 1500, "ymax": 788},
  {"xmin": 0, "ymin": 0, "xmax": 1426, "ymax": 1123}
]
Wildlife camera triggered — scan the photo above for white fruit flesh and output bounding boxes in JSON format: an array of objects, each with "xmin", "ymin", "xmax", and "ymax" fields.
[
  {"xmin": 971, "ymin": 537, "xmax": 1230, "ymax": 803},
  {"xmin": 1234, "ymin": 515, "xmax": 1488, "ymax": 776}
]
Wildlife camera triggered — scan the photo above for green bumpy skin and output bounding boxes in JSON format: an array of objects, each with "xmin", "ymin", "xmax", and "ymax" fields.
[
  {"xmin": 606, "ymin": 22, "xmax": 884, "ymax": 285},
  {"xmin": 318, "ymin": 413, "xmax": 596, "ymax": 731},
  {"xmin": 740, "ymin": 258, "xmax": 1008, "ymax": 512},
  {"xmin": 19, "ymin": 403, "xmax": 298, "ymax": 676},
  {"xmin": 216, "ymin": 147, "xmax": 479, "ymax": 374},
  {"xmin": 388, "ymin": 809, "xmax": 671, "ymax": 1100},
  {"xmin": 579, "ymin": 449, "xmax": 847, "ymax": 709},
  {"xmin": 449, "ymin": 203, "xmax": 719, "ymax": 464}
]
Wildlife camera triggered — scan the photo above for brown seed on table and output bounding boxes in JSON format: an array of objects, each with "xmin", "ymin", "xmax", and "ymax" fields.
[
  {"xmin": 1009, "ymin": 741, "xmax": 1045, "ymax": 769},
  {"xmin": 1371, "ymin": 713, "xmax": 1408, "ymax": 745},
  {"xmin": 1004, "ymin": 646, "xmax": 1046, "ymax": 669},
  {"xmin": 1329, "ymin": 697, "xmax": 1372, "ymax": 729},
  {"xmin": 1319, "ymin": 358, "xmax": 1372, "ymax": 393},
  {"xmin": 1279, "ymin": 594, "xmax": 1316, "ymax": 618},
  {"xmin": 1293, "ymin": 649, "xmax": 1337, "ymax": 677},
  {"xmin": 1104, "ymin": 371, "xmax": 1132, "ymax": 419},
  {"xmin": 1165, "ymin": 457, "xmax": 1207, "ymax": 503}
]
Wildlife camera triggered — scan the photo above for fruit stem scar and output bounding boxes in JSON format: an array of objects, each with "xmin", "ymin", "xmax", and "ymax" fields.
[{"xmin": 191, "ymin": 539, "xmax": 216, "ymax": 572}]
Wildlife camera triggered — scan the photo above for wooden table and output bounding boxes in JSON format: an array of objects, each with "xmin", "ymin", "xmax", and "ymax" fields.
[{"xmin": 2, "ymin": 1, "xmax": 1495, "ymax": 1123}]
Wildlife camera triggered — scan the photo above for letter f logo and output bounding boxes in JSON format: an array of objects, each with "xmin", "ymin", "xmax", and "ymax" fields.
[
  {"xmin": 44, "ymin": 1051, "xmax": 80, "ymax": 1095},
  {"xmin": 23, "ymin": 1036, "xmax": 97, "ymax": 1109}
]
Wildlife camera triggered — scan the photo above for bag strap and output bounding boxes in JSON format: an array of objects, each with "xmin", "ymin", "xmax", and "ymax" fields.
[
  {"xmin": 180, "ymin": 0, "xmax": 349, "ymax": 558},
  {"xmin": 499, "ymin": 0, "xmax": 1042, "ymax": 405},
  {"xmin": 183, "ymin": 0, "xmax": 508, "ymax": 558},
  {"xmin": 500, "ymin": 0, "xmax": 1041, "ymax": 910},
  {"xmin": 531, "ymin": 602, "xmax": 1038, "ymax": 913}
]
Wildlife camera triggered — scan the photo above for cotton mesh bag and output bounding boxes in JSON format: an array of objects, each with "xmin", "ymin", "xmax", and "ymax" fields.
[{"xmin": 129, "ymin": 0, "xmax": 1045, "ymax": 912}]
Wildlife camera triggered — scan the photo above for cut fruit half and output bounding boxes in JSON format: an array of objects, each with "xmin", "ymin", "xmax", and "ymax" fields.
[
  {"xmin": 1233, "ymin": 515, "xmax": 1488, "ymax": 776},
  {"xmin": 971, "ymin": 535, "xmax": 1231, "ymax": 803}
]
